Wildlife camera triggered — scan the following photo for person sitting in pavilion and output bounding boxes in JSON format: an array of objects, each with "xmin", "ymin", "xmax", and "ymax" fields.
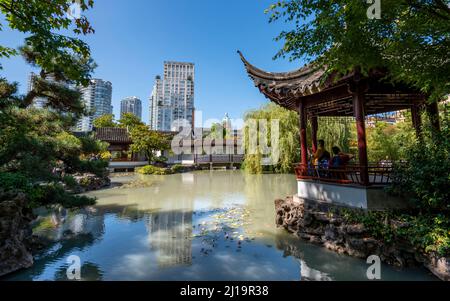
[
  {"xmin": 312, "ymin": 140, "xmax": 331, "ymax": 168},
  {"xmin": 330, "ymin": 146, "xmax": 354, "ymax": 168},
  {"xmin": 328, "ymin": 146, "xmax": 354, "ymax": 178}
]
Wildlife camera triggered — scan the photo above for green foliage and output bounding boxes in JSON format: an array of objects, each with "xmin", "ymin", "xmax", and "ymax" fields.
[
  {"xmin": 79, "ymin": 135, "xmax": 109, "ymax": 156},
  {"xmin": 118, "ymin": 113, "xmax": 145, "ymax": 130},
  {"xmin": 210, "ymin": 123, "xmax": 227, "ymax": 139},
  {"xmin": 0, "ymin": 0, "xmax": 95, "ymax": 85},
  {"xmin": 136, "ymin": 165, "xmax": 173, "ymax": 175},
  {"xmin": 0, "ymin": 1, "xmax": 101, "ymax": 209},
  {"xmin": 130, "ymin": 124, "xmax": 170, "ymax": 164},
  {"xmin": 28, "ymin": 184, "xmax": 96, "ymax": 208},
  {"xmin": 367, "ymin": 120, "xmax": 416, "ymax": 162},
  {"xmin": 93, "ymin": 114, "xmax": 117, "ymax": 128},
  {"xmin": 316, "ymin": 117, "xmax": 356, "ymax": 154},
  {"xmin": 0, "ymin": 173, "xmax": 95, "ymax": 208},
  {"xmin": 243, "ymin": 103, "xmax": 299, "ymax": 174},
  {"xmin": 389, "ymin": 119, "xmax": 450, "ymax": 211},
  {"xmin": 0, "ymin": 172, "xmax": 30, "ymax": 192},
  {"xmin": 267, "ymin": 0, "xmax": 450, "ymax": 101},
  {"xmin": 241, "ymin": 153, "xmax": 263, "ymax": 174},
  {"xmin": 342, "ymin": 209, "xmax": 450, "ymax": 257},
  {"xmin": 154, "ymin": 156, "xmax": 168, "ymax": 164},
  {"xmin": 171, "ymin": 164, "xmax": 185, "ymax": 173},
  {"xmin": 0, "ymin": 80, "xmax": 106, "ymax": 208}
]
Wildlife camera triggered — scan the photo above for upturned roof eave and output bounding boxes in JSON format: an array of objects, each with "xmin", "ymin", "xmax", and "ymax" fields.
[{"xmin": 237, "ymin": 50, "xmax": 326, "ymax": 84}]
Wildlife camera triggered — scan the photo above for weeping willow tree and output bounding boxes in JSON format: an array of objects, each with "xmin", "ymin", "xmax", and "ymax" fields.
[
  {"xmin": 315, "ymin": 117, "xmax": 357, "ymax": 154},
  {"xmin": 243, "ymin": 103, "xmax": 299, "ymax": 174}
]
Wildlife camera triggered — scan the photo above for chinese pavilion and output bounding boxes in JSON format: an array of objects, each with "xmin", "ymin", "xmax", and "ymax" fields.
[{"xmin": 239, "ymin": 51, "xmax": 441, "ymax": 209}]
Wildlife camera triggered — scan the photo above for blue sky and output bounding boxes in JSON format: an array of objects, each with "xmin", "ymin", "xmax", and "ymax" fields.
[{"xmin": 0, "ymin": 0, "xmax": 305, "ymax": 127}]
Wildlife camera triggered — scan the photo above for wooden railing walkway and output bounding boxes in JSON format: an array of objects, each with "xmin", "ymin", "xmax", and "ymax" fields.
[
  {"xmin": 295, "ymin": 164, "xmax": 394, "ymax": 186},
  {"xmin": 195, "ymin": 155, "xmax": 244, "ymax": 164}
]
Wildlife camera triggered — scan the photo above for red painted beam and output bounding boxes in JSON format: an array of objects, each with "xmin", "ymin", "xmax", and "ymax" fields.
[
  {"xmin": 299, "ymin": 99, "xmax": 308, "ymax": 173},
  {"xmin": 311, "ymin": 116, "xmax": 318, "ymax": 153},
  {"xmin": 352, "ymin": 85, "xmax": 369, "ymax": 186}
]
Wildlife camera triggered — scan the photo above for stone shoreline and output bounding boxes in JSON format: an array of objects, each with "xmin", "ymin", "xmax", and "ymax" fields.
[
  {"xmin": 275, "ymin": 196, "xmax": 450, "ymax": 281},
  {"xmin": 0, "ymin": 174, "xmax": 111, "ymax": 277}
]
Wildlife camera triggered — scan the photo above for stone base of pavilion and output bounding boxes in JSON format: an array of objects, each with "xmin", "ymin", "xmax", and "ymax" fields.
[
  {"xmin": 297, "ymin": 180, "xmax": 409, "ymax": 210},
  {"xmin": 275, "ymin": 196, "xmax": 450, "ymax": 281}
]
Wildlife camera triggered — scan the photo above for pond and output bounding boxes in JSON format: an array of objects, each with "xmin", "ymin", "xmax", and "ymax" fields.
[{"xmin": 4, "ymin": 171, "xmax": 438, "ymax": 281}]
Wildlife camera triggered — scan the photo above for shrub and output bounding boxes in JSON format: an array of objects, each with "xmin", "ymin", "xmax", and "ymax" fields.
[
  {"xmin": 342, "ymin": 209, "xmax": 450, "ymax": 257},
  {"xmin": 389, "ymin": 120, "xmax": 450, "ymax": 211},
  {"xmin": 171, "ymin": 164, "xmax": 185, "ymax": 173},
  {"xmin": 136, "ymin": 165, "xmax": 172, "ymax": 175},
  {"xmin": 0, "ymin": 172, "xmax": 30, "ymax": 192},
  {"xmin": 154, "ymin": 156, "xmax": 168, "ymax": 164},
  {"xmin": 0, "ymin": 172, "xmax": 95, "ymax": 208}
]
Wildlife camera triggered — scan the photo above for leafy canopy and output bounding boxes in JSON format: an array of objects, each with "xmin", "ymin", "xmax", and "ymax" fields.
[
  {"xmin": 243, "ymin": 103, "xmax": 299, "ymax": 174},
  {"xmin": 118, "ymin": 113, "xmax": 145, "ymax": 130},
  {"xmin": 129, "ymin": 124, "xmax": 170, "ymax": 164},
  {"xmin": 0, "ymin": 1, "xmax": 101, "ymax": 208},
  {"xmin": 267, "ymin": 0, "xmax": 450, "ymax": 101},
  {"xmin": 93, "ymin": 114, "xmax": 117, "ymax": 128},
  {"xmin": 0, "ymin": 0, "xmax": 95, "ymax": 86}
]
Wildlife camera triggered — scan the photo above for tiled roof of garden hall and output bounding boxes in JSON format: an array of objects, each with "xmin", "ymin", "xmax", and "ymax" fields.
[{"xmin": 94, "ymin": 127, "xmax": 132, "ymax": 144}]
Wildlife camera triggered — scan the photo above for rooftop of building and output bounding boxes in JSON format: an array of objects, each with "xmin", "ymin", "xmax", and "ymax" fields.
[
  {"xmin": 163, "ymin": 61, "xmax": 195, "ymax": 66},
  {"xmin": 94, "ymin": 127, "xmax": 132, "ymax": 144}
]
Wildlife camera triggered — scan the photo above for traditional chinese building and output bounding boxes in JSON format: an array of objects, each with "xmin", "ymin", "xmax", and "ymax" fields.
[{"xmin": 239, "ymin": 51, "xmax": 441, "ymax": 209}]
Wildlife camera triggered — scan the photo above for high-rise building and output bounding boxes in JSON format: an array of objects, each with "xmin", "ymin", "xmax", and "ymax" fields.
[
  {"xmin": 120, "ymin": 96, "xmax": 142, "ymax": 120},
  {"xmin": 75, "ymin": 79, "xmax": 113, "ymax": 132},
  {"xmin": 149, "ymin": 61, "xmax": 195, "ymax": 131}
]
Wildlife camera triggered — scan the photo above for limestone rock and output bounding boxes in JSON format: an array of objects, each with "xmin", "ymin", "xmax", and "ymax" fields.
[
  {"xmin": 0, "ymin": 192, "xmax": 34, "ymax": 277},
  {"xmin": 274, "ymin": 196, "xmax": 450, "ymax": 281}
]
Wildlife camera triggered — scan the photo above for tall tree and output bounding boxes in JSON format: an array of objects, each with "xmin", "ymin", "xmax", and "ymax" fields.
[
  {"xmin": 129, "ymin": 125, "xmax": 170, "ymax": 164},
  {"xmin": 243, "ymin": 103, "xmax": 299, "ymax": 174},
  {"xmin": 0, "ymin": 0, "xmax": 95, "ymax": 81},
  {"xmin": 93, "ymin": 114, "xmax": 117, "ymax": 128},
  {"xmin": 1, "ymin": 0, "xmax": 96, "ymax": 112},
  {"xmin": 0, "ymin": 1, "xmax": 99, "ymax": 208},
  {"xmin": 267, "ymin": 0, "xmax": 450, "ymax": 101},
  {"xmin": 118, "ymin": 113, "xmax": 144, "ymax": 130}
]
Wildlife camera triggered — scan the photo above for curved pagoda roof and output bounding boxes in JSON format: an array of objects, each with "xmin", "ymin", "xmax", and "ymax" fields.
[
  {"xmin": 238, "ymin": 50, "xmax": 333, "ymax": 111},
  {"xmin": 238, "ymin": 51, "xmax": 425, "ymax": 116}
]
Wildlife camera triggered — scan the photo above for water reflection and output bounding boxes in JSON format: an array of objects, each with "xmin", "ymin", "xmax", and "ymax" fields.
[
  {"xmin": 148, "ymin": 208, "xmax": 193, "ymax": 268},
  {"xmin": 2, "ymin": 171, "xmax": 438, "ymax": 281}
]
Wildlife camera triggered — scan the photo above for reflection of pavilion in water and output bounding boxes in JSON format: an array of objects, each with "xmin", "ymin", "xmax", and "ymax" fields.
[{"xmin": 146, "ymin": 200, "xmax": 193, "ymax": 268}]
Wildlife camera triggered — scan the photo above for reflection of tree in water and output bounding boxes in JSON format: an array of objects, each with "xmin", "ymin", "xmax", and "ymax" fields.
[
  {"xmin": 4, "ymin": 207, "xmax": 109, "ymax": 281},
  {"xmin": 95, "ymin": 204, "xmax": 149, "ymax": 222},
  {"xmin": 33, "ymin": 207, "xmax": 105, "ymax": 242},
  {"xmin": 147, "ymin": 208, "xmax": 193, "ymax": 268},
  {"xmin": 54, "ymin": 261, "xmax": 103, "ymax": 281}
]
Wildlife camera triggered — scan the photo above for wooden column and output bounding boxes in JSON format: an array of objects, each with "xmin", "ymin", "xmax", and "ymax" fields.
[
  {"xmin": 426, "ymin": 102, "xmax": 441, "ymax": 133},
  {"xmin": 411, "ymin": 105, "xmax": 423, "ymax": 139},
  {"xmin": 299, "ymin": 99, "xmax": 308, "ymax": 172},
  {"xmin": 351, "ymin": 84, "xmax": 369, "ymax": 186},
  {"xmin": 311, "ymin": 116, "xmax": 318, "ymax": 153}
]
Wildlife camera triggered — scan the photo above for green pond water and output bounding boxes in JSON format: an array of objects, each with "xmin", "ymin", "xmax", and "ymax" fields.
[{"xmin": 4, "ymin": 171, "xmax": 438, "ymax": 281}]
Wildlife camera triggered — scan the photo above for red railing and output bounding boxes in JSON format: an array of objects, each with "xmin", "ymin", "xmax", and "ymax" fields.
[{"xmin": 294, "ymin": 164, "xmax": 394, "ymax": 186}]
